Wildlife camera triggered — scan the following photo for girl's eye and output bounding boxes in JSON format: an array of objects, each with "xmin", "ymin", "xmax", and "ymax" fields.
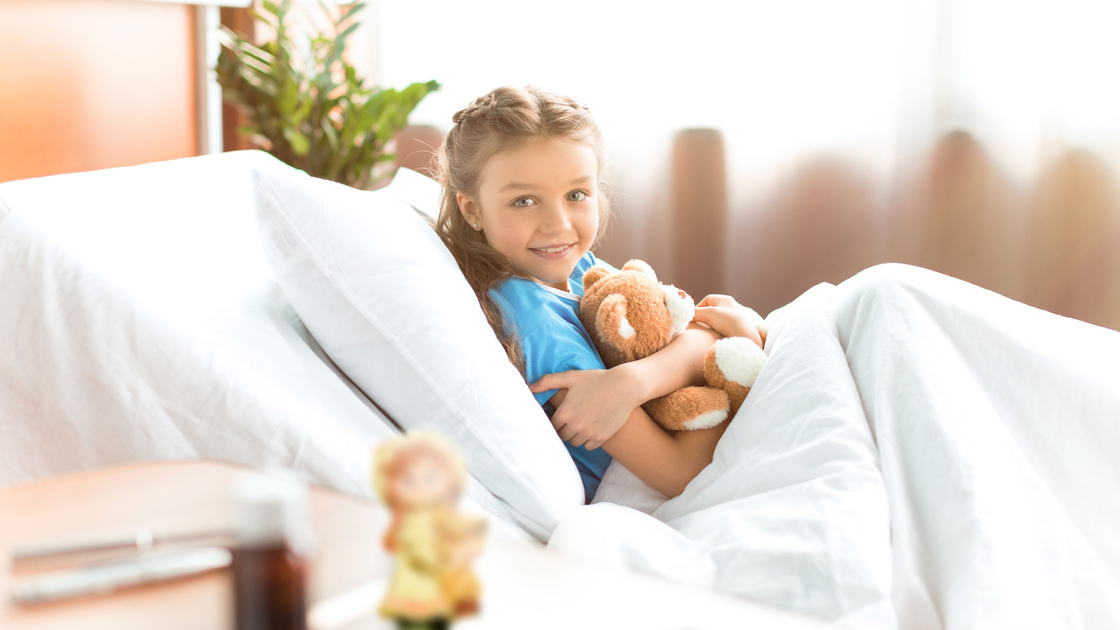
[
  {"xmin": 567, "ymin": 190, "xmax": 588, "ymax": 202},
  {"xmin": 512, "ymin": 197, "xmax": 535, "ymax": 208}
]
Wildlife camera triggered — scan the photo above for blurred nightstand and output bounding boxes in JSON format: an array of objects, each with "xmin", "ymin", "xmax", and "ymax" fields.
[{"xmin": 0, "ymin": 461, "xmax": 826, "ymax": 630}]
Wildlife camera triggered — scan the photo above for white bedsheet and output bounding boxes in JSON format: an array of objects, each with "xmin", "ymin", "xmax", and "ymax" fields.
[{"xmin": 553, "ymin": 264, "xmax": 1120, "ymax": 629}]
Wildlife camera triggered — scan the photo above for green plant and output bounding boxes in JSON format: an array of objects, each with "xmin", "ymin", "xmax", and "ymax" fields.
[{"xmin": 216, "ymin": 0, "xmax": 438, "ymax": 189}]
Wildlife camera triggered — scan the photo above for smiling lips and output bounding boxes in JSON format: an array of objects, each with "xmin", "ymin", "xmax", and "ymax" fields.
[{"xmin": 530, "ymin": 243, "xmax": 575, "ymax": 260}]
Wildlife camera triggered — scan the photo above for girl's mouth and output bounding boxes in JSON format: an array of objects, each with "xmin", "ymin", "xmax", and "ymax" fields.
[{"xmin": 530, "ymin": 243, "xmax": 574, "ymax": 260}]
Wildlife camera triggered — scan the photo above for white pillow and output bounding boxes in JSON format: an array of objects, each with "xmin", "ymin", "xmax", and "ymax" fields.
[
  {"xmin": 252, "ymin": 166, "xmax": 584, "ymax": 540},
  {"xmin": 382, "ymin": 166, "xmax": 442, "ymax": 220}
]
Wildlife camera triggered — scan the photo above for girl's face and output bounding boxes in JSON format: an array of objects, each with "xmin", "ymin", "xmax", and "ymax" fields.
[{"xmin": 459, "ymin": 137, "xmax": 600, "ymax": 291}]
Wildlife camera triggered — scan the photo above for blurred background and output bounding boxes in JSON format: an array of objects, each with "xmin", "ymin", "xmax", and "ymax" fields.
[
  {"xmin": 374, "ymin": 0, "xmax": 1120, "ymax": 330},
  {"xmin": 2, "ymin": 0, "xmax": 1118, "ymax": 329}
]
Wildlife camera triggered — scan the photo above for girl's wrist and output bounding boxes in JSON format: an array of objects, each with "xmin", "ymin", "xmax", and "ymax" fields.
[{"xmin": 612, "ymin": 362, "xmax": 652, "ymax": 408}]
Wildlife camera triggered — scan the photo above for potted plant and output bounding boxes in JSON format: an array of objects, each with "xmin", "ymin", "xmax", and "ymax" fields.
[{"xmin": 216, "ymin": 0, "xmax": 438, "ymax": 189}]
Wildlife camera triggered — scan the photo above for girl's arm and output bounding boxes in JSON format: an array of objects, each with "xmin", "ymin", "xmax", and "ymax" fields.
[
  {"xmin": 548, "ymin": 387, "xmax": 726, "ymax": 498},
  {"xmin": 624, "ymin": 322, "xmax": 723, "ymax": 399},
  {"xmin": 531, "ymin": 323, "xmax": 721, "ymax": 450}
]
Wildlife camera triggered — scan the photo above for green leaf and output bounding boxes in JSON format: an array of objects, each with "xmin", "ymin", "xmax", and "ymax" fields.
[
  {"xmin": 338, "ymin": 1, "xmax": 366, "ymax": 25},
  {"xmin": 249, "ymin": 8, "xmax": 276, "ymax": 28},
  {"xmin": 335, "ymin": 21, "xmax": 360, "ymax": 45},
  {"xmin": 226, "ymin": 37, "xmax": 278, "ymax": 67},
  {"xmin": 288, "ymin": 130, "xmax": 311, "ymax": 156}
]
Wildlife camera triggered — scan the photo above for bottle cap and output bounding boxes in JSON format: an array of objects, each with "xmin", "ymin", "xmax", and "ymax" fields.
[{"xmin": 233, "ymin": 471, "xmax": 316, "ymax": 555}]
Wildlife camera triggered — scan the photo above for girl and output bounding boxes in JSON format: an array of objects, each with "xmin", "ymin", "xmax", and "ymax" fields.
[{"xmin": 435, "ymin": 85, "xmax": 747, "ymax": 501}]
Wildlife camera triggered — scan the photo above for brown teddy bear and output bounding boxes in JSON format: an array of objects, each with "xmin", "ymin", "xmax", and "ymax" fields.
[{"xmin": 579, "ymin": 259, "xmax": 767, "ymax": 432}]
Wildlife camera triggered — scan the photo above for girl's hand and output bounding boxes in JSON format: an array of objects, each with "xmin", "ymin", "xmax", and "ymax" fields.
[
  {"xmin": 693, "ymin": 294, "xmax": 764, "ymax": 348},
  {"xmin": 529, "ymin": 366, "xmax": 643, "ymax": 450}
]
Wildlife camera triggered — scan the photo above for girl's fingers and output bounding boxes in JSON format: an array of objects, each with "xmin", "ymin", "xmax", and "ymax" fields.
[
  {"xmin": 553, "ymin": 412, "xmax": 588, "ymax": 445},
  {"xmin": 529, "ymin": 370, "xmax": 575, "ymax": 393},
  {"xmin": 692, "ymin": 306, "xmax": 720, "ymax": 325},
  {"xmin": 697, "ymin": 294, "xmax": 731, "ymax": 308},
  {"xmin": 700, "ymin": 295, "xmax": 743, "ymax": 312},
  {"xmin": 551, "ymin": 410, "xmax": 577, "ymax": 433},
  {"xmin": 695, "ymin": 306, "xmax": 739, "ymax": 339}
]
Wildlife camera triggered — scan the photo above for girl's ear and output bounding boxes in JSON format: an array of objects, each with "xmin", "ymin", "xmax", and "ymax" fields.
[{"xmin": 457, "ymin": 192, "xmax": 479, "ymax": 227}]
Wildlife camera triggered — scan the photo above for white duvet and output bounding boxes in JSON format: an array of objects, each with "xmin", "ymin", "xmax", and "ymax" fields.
[
  {"xmin": 552, "ymin": 264, "xmax": 1120, "ymax": 629},
  {"xmin": 0, "ymin": 154, "xmax": 390, "ymax": 493}
]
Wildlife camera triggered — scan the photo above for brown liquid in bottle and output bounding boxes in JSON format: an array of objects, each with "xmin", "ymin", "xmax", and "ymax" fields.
[
  {"xmin": 232, "ymin": 544, "xmax": 308, "ymax": 630},
  {"xmin": 232, "ymin": 473, "xmax": 315, "ymax": 630}
]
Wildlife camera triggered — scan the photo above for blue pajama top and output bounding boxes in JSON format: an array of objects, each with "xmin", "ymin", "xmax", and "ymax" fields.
[{"xmin": 490, "ymin": 252, "xmax": 615, "ymax": 502}]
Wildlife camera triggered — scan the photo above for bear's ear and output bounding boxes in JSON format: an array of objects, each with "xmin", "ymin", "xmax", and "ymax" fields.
[
  {"xmin": 582, "ymin": 265, "xmax": 612, "ymax": 293},
  {"xmin": 621, "ymin": 259, "xmax": 657, "ymax": 282},
  {"xmin": 595, "ymin": 294, "xmax": 637, "ymax": 361}
]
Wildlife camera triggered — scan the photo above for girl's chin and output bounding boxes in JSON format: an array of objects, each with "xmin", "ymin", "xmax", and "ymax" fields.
[
  {"xmin": 518, "ymin": 263, "xmax": 578, "ymax": 289},
  {"xmin": 524, "ymin": 250, "xmax": 580, "ymax": 269}
]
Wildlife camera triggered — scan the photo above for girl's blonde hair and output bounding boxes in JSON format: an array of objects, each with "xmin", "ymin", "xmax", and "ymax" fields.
[{"xmin": 434, "ymin": 86, "xmax": 610, "ymax": 374}]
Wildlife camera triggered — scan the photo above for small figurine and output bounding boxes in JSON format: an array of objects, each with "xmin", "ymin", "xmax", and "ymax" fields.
[{"xmin": 373, "ymin": 432, "xmax": 486, "ymax": 630}]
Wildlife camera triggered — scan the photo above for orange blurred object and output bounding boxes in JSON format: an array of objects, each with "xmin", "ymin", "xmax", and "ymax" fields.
[{"xmin": 0, "ymin": 0, "xmax": 198, "ymax": 183}]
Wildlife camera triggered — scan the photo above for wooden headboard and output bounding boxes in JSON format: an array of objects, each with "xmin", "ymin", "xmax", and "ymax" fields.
[{"xmin": 0, "ymin": 0, "xmax": 200, "ymax": 183}]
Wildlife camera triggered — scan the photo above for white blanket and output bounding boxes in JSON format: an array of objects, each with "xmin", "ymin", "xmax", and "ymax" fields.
[
  {"xmin": 0, "ymin": 154, "xmax": 388, "ymax": 494},
  {"xmin": 552, "ymin": 264, "xmax": 1120, "ymax": 629}
]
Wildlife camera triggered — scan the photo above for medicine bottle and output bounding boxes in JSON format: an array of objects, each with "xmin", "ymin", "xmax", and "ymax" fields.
[{"xmin": 232, "ymin": 472, "xmax": 316, "ymax": 630}]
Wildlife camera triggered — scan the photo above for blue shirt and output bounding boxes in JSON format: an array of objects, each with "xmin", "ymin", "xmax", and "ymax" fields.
[{"xmin": 491, "ymin": 252, "xmax": 615, "ymax": 502}]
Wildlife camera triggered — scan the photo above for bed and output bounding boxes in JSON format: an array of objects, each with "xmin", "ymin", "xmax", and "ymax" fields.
[{"xmin": 2, "ymin": 151, "xmax": 1118, "ymax": 629}]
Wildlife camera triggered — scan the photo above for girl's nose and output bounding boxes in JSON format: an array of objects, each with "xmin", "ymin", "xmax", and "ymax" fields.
[{"xmin": 541, "ymin": 202, "xmax": 572, "ymax": 233}]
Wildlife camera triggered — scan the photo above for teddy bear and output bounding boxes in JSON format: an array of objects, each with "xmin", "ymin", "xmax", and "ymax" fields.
[{"xmin": 579, "ymin": 259, "xmax": 768, "ymax": 432}]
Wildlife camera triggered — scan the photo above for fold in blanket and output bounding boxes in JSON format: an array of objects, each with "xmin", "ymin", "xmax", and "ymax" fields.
[{"xmin": 833, "ymin": 264, "xmax": 1120, "ymax": 629}]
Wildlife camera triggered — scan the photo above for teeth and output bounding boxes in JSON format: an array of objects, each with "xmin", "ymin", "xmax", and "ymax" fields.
[{"xmin": 535, "ymin": 245, "xmax": 570, "ymax": 254}]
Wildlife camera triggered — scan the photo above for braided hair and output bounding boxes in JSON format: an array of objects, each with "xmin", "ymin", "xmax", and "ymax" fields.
[{"xmin": 434, "ymin": 86, "xmax": 611, "ymax": 375}]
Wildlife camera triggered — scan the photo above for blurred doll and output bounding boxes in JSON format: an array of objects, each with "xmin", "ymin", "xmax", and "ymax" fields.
[{"xmin": 373, "ymin": 432, "xmax": 486, "ymax": 630}]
